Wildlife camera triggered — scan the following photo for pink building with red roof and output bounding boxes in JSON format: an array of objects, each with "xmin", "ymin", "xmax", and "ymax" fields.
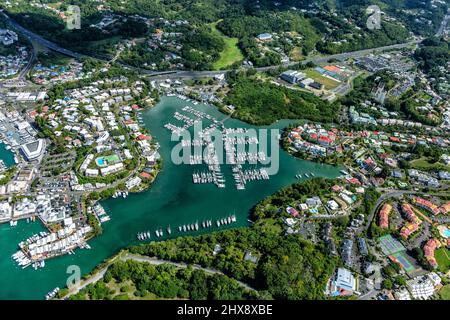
[
  {"xmin": 401, "ymin": 203, "xmax": 419, "ymax": 224},
  {"xmin": 378, "ymin": 203, "xmax": 392, "ymax": 229},
  {"xmin": 400, "ymin": 223, "xmax": 419, "ymax": 239},
  {"xmin": 423, "ymin": 239, "xmax": 438, "ymax": 268},
  {"xmin": 439, "ymin": 201, "xmax": 450, "ymax": 215},
  {"xmin": 413, "ymin": 197, "xmax": 440, "ymax": 215}
]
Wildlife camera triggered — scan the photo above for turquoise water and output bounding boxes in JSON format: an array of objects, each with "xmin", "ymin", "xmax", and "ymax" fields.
[
  {"xmin": 443, "ymin": 228, "xmax": 450, "ymax": 238},
  {"xmin": 96, "ymin": 158, "xmax": 105, "ymax": 167},
  {"xmin": 0, "ymin": 143, "xmax": 15, "ymax": 167},
  {"xmin": 0, "ymin": 96, "xmax": 342, "ymax": 299}
]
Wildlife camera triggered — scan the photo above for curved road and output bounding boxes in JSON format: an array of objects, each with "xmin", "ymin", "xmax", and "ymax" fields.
[
  {"xmin": 1, "ymin": 10, "xmax": 420, "ymax": 80},
  {"xmin": 60, "ymin": 253, "xmax": 256, "ymax": 299}
]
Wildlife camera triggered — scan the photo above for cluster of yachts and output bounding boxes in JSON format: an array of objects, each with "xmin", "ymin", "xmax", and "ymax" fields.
[
  {"xmin": 112, "ymin": 190, "xmax": 129, "ymax": 198},
  {"xmin": 136, "ymin": 215, "xmax": 238, "ymax": 241},
  {"xmin": 12, "ymin": 251, "xmax": 33, "ymax": 269},
  {"xmin": 167, "ymin": 94, "xmax": 199, "ymax": 105},
  {"xmin": 295, "ymin": 172, "xmax": 315, "ymax": 179},
  {"xmin": 12, "ymin": 250, "xmax": 45, "ymax": 270},
  {"xmin": 235, "ymin": 151, "xmax": 266, "ymax": 163},
  {"xmin": 182, "ymin": 139, "xmax": 206, "ymax": 147},
  {"xmin": 92, "ymin": 203, "xmax": 110, "ymax": 223},
  {"xmin": 232, "ymin": 166, "xmax": 270, "ymax": 190},
  {"xmin": 45, "ymin": 287, "xmax": 60, "ymax": 300},
  {"xmin": 173, "ymin": 111, "xmax": 197, "ymax": 126},
  {"xmin": 223, "ymin": 135, "xmax": 259, "ymax": 145},
  {"xmin": 164, "ymin": 123, "xmax": 186, "ymax": 135},
  {"xmin": 137, "ymin": 226, "xmax": 172, "ymax": 241},
  {"xmin": 192, "ymin": 170, "xmax": 225, "ymax": 188}
]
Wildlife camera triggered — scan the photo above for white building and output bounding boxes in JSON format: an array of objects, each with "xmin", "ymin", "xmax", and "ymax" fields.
[
  {"xmin": 0, "ymin": 201, "xmax": 12, "ymax": 220},
  {"xmin": 406, "ymin": 274, "xmax": 439, "ymax": 299},
  {"xmin": 394, "ymin": 288, "xmax": 411, "ymax": 300},
  {"xmin": 126, "ymin": 176, "xmax": 142, "ymax": 190},
  {"xmin": 20, "ymin": 139, "xmax": 45, "ymax": 161}
]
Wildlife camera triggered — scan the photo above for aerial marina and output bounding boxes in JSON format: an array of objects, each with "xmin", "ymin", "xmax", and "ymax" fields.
[
  {"xmin": 164, "ymin": 103, "xmax": 272, "ymax": 191},
  {"xmin": 0, "ymin": 95, "xmax": 342, "ymax": 299},
  {"xmin": 12, "ymin": 225, "xmax": 92, "ymax": 269}
]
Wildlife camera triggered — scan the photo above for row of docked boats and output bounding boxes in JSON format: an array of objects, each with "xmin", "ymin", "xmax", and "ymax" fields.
[
  {"xmin": 173, "ymin": 111, "xmax": 196, "ymax": 126},
  {"xmin": 112, "ymin": 190, "xmax": 128, "ymax": 198},
  {"xmin": 295, "ymin": 172, "xmax": 316, "ymax": 179},
  {"xmin": 222, "ymin": 135, "xmax": 259, "ymax": 145},
  {"xmin": 192, "ymin": 170, "xmax": 225, "ymax": 188},
  {"xmin": 216, "ymin": 215, "xmax": 237, "ymax": 227},
  {"xmin": 137, "ymin": 226, "xmax": 172, "ymax": 241},
  {"xmin": 45, "ymin": 287, "xmax": 60, "ymax": 300},
  {"xmin": 164, "ymin": 122, "xmax": 185, "ymax": 135},
  {"xmin": 12, "ymin": 251, "xmax": 31, "ymax": 269},
  {"xmin": 178, "ymin": 221, "xmax": 200, "ymax": 232},
  {"xmin": 137, "ymin": 231, "xmax": 151, "ymax": 241},
  {"xmin": 137, "ymin": 216, "xmax": 238, "ymax": 240},
  {"xmin": 182, "ymin": 139, "xmax": 206, "ymax": 147},
  {"xmin": 92, "ymin": 203, "xmax": 110, "ymax": 223}
]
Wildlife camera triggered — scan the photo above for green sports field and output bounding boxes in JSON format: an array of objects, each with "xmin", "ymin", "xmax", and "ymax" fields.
[
  {"xmin": 435, "ymin": 247, "xmax": 450, "ymax": 273},
  {"xmin": 210, "ymin": 22, "xmax": 244, "ymax": 70},
  {"xmin": 304, "ymin": 69, "xmax": 341, "ymax": 90}
]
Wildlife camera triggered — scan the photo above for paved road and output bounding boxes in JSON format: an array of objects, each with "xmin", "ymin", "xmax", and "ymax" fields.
[
  {"xmin": 1, "ymin": 11, "xmax": 85, "ymax": 60},
  {"xmin": 1, "ymin": 9, "xmax": 420, "ymax": 80},
  {"xmin": 60, "ymin": 253, "xmax": 256, "ymax": 299},
  {"xmin": 143, "ymin": 40, "xmax": 420, "ymax": 80}
]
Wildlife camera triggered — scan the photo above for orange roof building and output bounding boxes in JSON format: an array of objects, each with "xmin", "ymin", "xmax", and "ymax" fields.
[
  {"xmin": 423, "ymin": 239, "xmax": 438, "ymax": 268},
  {"xmin": 413, "ymin": 197, "xmax": 440, "ymax": 215},
  {"xmin": 139, "ymin": 172, "xmax": 152, "ymax": 180},
  {"xmin": 378, "ymin": 203, "xmax": 392, "ymax": 229},
  {"xmin": 439, "ymin": 201, "xmax": 450, "ymax": 215},
  {"xmin": 400, "ymin": 223, "xmax": 419, "ymax": 239},
  {"xmin": 324, "ymin": 65, "xmax": 341, "ymax": 73},
  {"xmin": 401, "ymin": 203, "xmax": 419, "ymax": 224}
]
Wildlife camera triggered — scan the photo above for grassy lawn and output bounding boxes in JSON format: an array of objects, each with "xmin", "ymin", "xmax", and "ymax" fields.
[
  {"xmin": 435, "ymin": 247, "xmax": 450, "ymax": 273},
  {"xmin": 304, "ymin": 69, "xmax": 341, "ymax": 90},
  {"xmin": 210, "ymin": 21, "xmax": 243, "ymax": 70},
  {"xmin": 409, "ymin": 157, "xmax": 450, "ymax": 171},
  {"xmin": 290, "ymin": 47, "xmax": 304, "ymax": 61},
  {"xmin": 439, "ymin": 284, "xmax": 450, "ymax": 300}
]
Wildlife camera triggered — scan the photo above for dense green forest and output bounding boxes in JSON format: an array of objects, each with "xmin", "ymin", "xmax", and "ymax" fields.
[
  {"xmin": 414, "ymin": 37, "xmax": 450, "ymax": 78},
  {"xmin": 224, "ymin": 70, "xmax": 340, "ymax": 125},
  {"xmin": 2, "ymin": 0, "xmax": 446, "ymax": 70},
  {"xmin": 129, "ymin": 221, "xmax": 337, "ymax": 299},
  {"xmin": 70, "ymin": 260, "xmax": 257, "ymax": 300},
  {"xmin": 126, "ymin": 178, "xmax": 345, "ymax": 300}
]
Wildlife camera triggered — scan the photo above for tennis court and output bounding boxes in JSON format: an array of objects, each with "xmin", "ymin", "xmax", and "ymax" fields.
[
  {"xmin": 390, "ymin": 252, "xmax": 416, "ymax": 272},
  {"xmin": 378, "ymin": 234, "xmax": 406, "ymax": 255}
]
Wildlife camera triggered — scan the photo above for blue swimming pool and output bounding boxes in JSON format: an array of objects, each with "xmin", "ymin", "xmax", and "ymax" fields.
[
  {"xmin": 443, "ymin": 228, "xmax": 450, "ymax": 238},
  {"xmin": 96, "ymin": 158, "xmax": 105, "ymax": 166}
]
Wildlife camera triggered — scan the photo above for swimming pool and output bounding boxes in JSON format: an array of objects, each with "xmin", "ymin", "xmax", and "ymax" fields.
[
  {"xmin": 438, "ymin": 225, "xmax": 450, "ymax": 238},
  {"xmin": 443, "ymin": 228, "xmax": 450, "ymax": 238},
  {"xmin": 96, "ymin": 158, "xmax": 106, "ymax": 167}
]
